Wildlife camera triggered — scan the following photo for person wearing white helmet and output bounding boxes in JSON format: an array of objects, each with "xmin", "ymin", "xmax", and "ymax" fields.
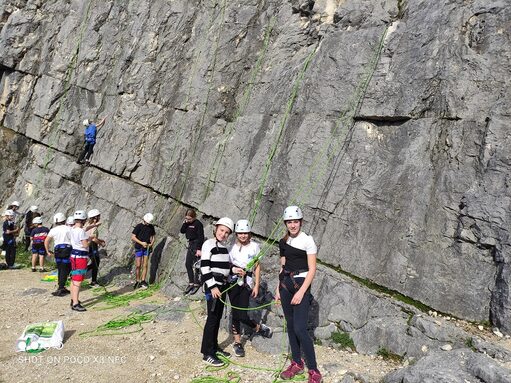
[
  {"xmin": 199, "ymin": 217, "xmax": 234, "ymax": 367},
  {"xmin": 228, "ymin": 219, "xmax": 272, "ymax": 357},
  {"xmin": 2, "ymin": 210, "xmax": 20, "ymax": 268},
  {"xmin": 69, "ymin": 210, "xmax": 90, "ymax": 312},
  {"xmin": 23, "ymin": 205, "xmax": 41, "ymax": 252},
  {"xmin": 29, "ymin": 216, "xmax": 50, "ymax": 272},
  {"xmin": 86, "ymin": 209, "xmax": 106, "ymax": 286},
  {"xmin": 180, "ymin": 209, "xmax": 205, "ymax": 295},
  {"xmin": 66, "ymin": 216, "xmax": 75, "ymax": 226},
  {"xmin": 277, "ymin": 206, "xmax": 322, "ymax": 383},
  {"xmin": 131, "ymin": 213, "xmax": 156, "ymax": 289},
  {"xmin": 45, "ymin": 213, "xmax": 73, "ymax": 297},
  {"xmin": 76, "ymin": 116, "xmax": 106, "ymax": 165},
  {"xmin": 7, "ymin": 201, "xmax": 21, "ymax": 226}
]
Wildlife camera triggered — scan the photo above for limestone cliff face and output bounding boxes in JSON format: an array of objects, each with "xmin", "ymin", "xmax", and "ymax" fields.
[{"xmin": 1, "ymin": 0, "xmax": 510, "ymax": 334}]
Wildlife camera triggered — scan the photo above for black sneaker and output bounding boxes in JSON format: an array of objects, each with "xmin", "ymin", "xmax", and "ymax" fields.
[
  {"xmin": 139, "ymin": 281, "xmax": 148, "ymax": 289},
  {"xmin": 39, "ymin": 268, "xmax": 47, "ymax": 272},
  {"xmin": 233, "ymin": 343, "xmax": 245, "ymax": 357},
  {"xmin": 70, "ymin": 300, "xmax": 82, "ymax": 308},
  {"xmin": 215, "ymin": 349, "xmax": 231, "ymax": 358},
  {"xmin": 257, "ymin": 324, "xmax": 273, "ymax": 338},
  {"xmin": 133, "ymin": 281, "xmax": 140, "ymax": 290},
  {"xmin": 31, "ymin": 268, "xmax": 36, "ymax": 272},
  {"xmin": 51, "ymin": 289, "xmax": 66, "ymax": 297},
  {"xmin": 184, "ymin": 284, "xmax": 194, "ymax": 295},
  {"xmin": 189, "ymin": 284, "xmax": 201, "ymax": 295},
  {"xmin": 89, "ymin": 281, "xmax": 97, "ymax": 287},
  {"xmin": 203, "ymin": 354, "xmax": 224, "ymax": 366},
  {"xmin": 71, "ymin": 303, "xmax": 87, "ymax": 312},
  {"xmin": 62, "ymin": 288, "xmax": 70, "ymax": 295}
]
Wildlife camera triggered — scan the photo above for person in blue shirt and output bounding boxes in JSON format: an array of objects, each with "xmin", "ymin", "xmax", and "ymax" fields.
[{"xmin": 77, "ymin": 116, "xmax": 106, "ymax": 165}]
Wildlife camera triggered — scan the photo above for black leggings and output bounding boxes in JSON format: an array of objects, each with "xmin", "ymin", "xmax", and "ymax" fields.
[
  {"xmin": 88, "ymin": 247, "xmax": 100, "ymax": 283},
  {"xmin": 280, "ymin": 275, "xmax": 317, "ymax": 371},
  {"xmin": 5, "ymin": 242, "xmax": 16, "ymax": 267},
  {"xmin": 228, "ymin": 284, "xmax": 258, "ymax": 335},
  {"xmin": 200, "ymin": 286, "xmax": 227, "ymax": 356},
  {"xmin": 56, "ymin": 260, "xmax": 71, "ymax": 289},
  {"xmin": 78, "ymin": 142, "xmax": 95, "ymax": 162},
  {"xmin": 185, "ymin": 240, "xmax": 200, "ymax": 284}
]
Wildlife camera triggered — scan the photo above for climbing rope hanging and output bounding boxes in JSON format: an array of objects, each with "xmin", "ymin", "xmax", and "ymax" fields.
[
  {"xmin": 34, "ymin": 0, "xmax": 93, "ymax": 197},
  {"xmin": 203, "ymin": 16, "xmax": 276, "ymax": 201}
]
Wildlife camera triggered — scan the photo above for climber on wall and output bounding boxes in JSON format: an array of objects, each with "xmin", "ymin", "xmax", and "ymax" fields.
[{"xmin": 77, "ymin": 116, "xmax": 106, "ymax": 165}]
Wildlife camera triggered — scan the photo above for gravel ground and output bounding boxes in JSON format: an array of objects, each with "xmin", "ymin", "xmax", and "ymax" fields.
[{"xmin": 0, "ymin": 268, "xmax": 401, "ymax": 383}]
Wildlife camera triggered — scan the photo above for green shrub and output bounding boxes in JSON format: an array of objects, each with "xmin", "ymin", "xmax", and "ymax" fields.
[
  {"xmin": 377, "ymin": 347, "xmax": 403, "ymax": 362},
  {"xmin": 331, "ymin": 331, "xmax": 355, "ymax": 350}
]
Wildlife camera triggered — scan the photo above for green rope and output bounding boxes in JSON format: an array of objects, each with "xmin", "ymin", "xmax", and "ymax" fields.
[
  {"xmin": 174, "ymin": 0, "xmax": 228, "ymax": 210},
  {"xmin": 79, "ymin": 312, "xmax": 155, "ymax": 338},
  {"xmin": 87, "ymin": 283, "xmax": 160, "ymax": 310},
  {"xmin": 290, "ymin": 24, "xmax": 391, "ymax": 210},
  {"xmin": 248, "ymin": 44, "xmax": 319, "ymax": 225},
  {"xmin": 203, "ymin": 17, "xmax": 276, "ymax": 201},
  {"xmin": 34, "ymin": 0, "xmax": 93, "ymax": 197}
]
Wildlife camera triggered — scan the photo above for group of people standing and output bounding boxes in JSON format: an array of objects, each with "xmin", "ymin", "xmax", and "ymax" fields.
[{"xmin": 182, "ymin": 206, "xmax": 322, "ymax": 383}]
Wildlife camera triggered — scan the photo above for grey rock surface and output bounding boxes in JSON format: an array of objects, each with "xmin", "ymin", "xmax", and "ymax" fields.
[
  {"xmin": 0, "ymin": 0, "xmax": 510, "ymax": 361},
  {"xmin": 384, "ymin": 349, "xmax": 511, "ymax": 383}
]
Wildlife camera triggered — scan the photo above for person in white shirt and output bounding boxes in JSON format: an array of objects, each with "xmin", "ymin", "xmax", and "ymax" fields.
[
  {"xmin": 69, "ymin": 210, "xmax": 90, "ymax": 312},
  {"xmin": 228, "ymin": 219, "xmax": 272, "ymax": 357},
  {"xmin": 276, "ymin": 206, "xmax": 322, "ymax": 383},
  {"xmin": 45, "ymin": 213, "xmax": 72, "ymax": 297}
]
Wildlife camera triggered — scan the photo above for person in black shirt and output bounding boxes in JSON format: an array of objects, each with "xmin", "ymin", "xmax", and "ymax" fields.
[
  {"xmin": 2, "ymin": 210, "xmax": 20, "ymax": 268},
  {"xmin": 24, "ymin": 206, "xmax": 40, "ymax": 251},
  {"xmin": 131, "ymin": 213, "xmax": 156, "ymax": 289},
  {"xmin": 30, "ymin": 216, "xmax": 50, "ymax": 272},
  {"xmin": 180, "ymin": 209, "xmax": 205, "ymax": 295}
]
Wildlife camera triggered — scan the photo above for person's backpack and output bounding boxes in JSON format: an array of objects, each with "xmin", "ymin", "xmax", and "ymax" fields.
[{"xmin": 84, "ymin": 124, "xmax": 97, "ymax": 144}]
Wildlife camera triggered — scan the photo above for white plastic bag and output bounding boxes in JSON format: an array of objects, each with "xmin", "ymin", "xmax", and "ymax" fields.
[{"xmin": 15, "ymin": 321, "xmax": 65, "ymax": 352}]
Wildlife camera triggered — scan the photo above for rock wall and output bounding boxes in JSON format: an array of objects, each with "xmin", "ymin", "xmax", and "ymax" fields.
[{"xmin": 1, "ymin": 0, "xmax": 510, "ymax": 336}]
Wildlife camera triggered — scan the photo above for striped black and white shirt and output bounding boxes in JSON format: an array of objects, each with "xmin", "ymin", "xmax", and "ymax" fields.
[{"xmin": 200, "ymin": 238, "xmax": 230, "ymax": 288}]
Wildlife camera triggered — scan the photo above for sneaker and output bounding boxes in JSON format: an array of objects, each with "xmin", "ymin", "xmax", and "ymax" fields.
[
  {"xmin": 139, "ymin": 281, "xmax": 149, "ymax": 289},
  {"xmin": 308, "ymin": 369, "xmax": 322, "ymax": 383},
  {"xmin": 89, "ymin": 281, "xmax": 97, "ymax": 287},
  {"xmin": 233, "ymin": 343, "xmax": 245, "ymax": 357},
  {"xmin": 215, "ymin": 349, "xmax": 231, "ymax": 358},
  {"xmin": 184, "ymin": 284, "xmax": 194, "ymax": 295},
  {"xmin": 70, "ymin": 300, "xmax": 82, "ymax": 308},
  {"xmin": 133, "ymin": 281, "xmax": 140, "ymax": 290},
  {"xmin": 280, "ymin": 360, "xmax": 304, "ymax": 380},
  {"xmin": 39, "ymin": 268, "xmax": 47, "ymax": 272},
  {"xmin": 203, "ymin": 354, "xmax": 224, "ymax": 367},
  {"xmin": 189, "ymin": 284, "xmax": 201, "ymax": 295},
  {"xmin": 31, "ymin": 268, "xmax": 36, "ymax": 272},
  {"xmin": 62, "ymin": 287, "xmax": 71, "ymax": 295},
  {"xmin": 51, "ymin": 289, "xmax": 66, "ymax": 297},
  {"xmin": 71, "ymin": 303, "xmax": 87, "ymax": 312},
  {"xmin": 257, "ymin": 323, "xmax": 273, "ymax": 338}
]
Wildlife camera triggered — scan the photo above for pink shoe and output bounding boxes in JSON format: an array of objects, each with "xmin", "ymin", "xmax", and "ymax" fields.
[
  {"xmin": 308, "ymin": 369, "xmax": 322, "ymax": 383},
  {"xmin": 280, "ymin": 360, "xmax": 304, "ymax": 379}
]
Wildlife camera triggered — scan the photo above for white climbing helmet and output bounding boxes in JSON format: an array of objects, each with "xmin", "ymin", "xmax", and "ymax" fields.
[
  {"xmin": 66, "ymin": 216, "xmax": 75, "ymax": 225},
  {"xmin": 74, "ymin": 210, "xmax": 87, "ymax": 221},
  {"xmin": 82, "ymin": 119, "xmax": 90, "ymax": 126},
  {"xmin": 53, "ymin": 212, "xmax": 66, "ymax": 224},
  {"xmin": 29, "ymin": 205, "xmax": 38, "ymax": 212},
  {"xmin": 235, "ymin": 219, "xmax": 251, "ymax": 233},
  {"xmin": 143, "ymin": 213, "xmax": 154, "ymax": 224},
  {"xmin": 283, "ymin": 206, "xmax": 303, "ymax": 221},
  {"xmin": 88, "ymin": 209, "xmax": 100, "ymax": 219},
  {"xmin": 4, "ymin": 210, "xmax": 14, "ymax": 217},
  {"xmin": 11, "ymin": 201, "xmax": 20, "ymax": 207},
  {"xmin": 215, "ymin": 217, "xmax": 234, "ymax": 232},
  {"xmin": 32, "ymin": 216, "xmax": 43, "ymax": 224}
]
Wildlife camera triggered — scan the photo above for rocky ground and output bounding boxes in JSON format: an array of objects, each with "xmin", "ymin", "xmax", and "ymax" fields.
[{"xmin": 0, "ymin": 268, "xmax": 402, "ymax": 383}]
